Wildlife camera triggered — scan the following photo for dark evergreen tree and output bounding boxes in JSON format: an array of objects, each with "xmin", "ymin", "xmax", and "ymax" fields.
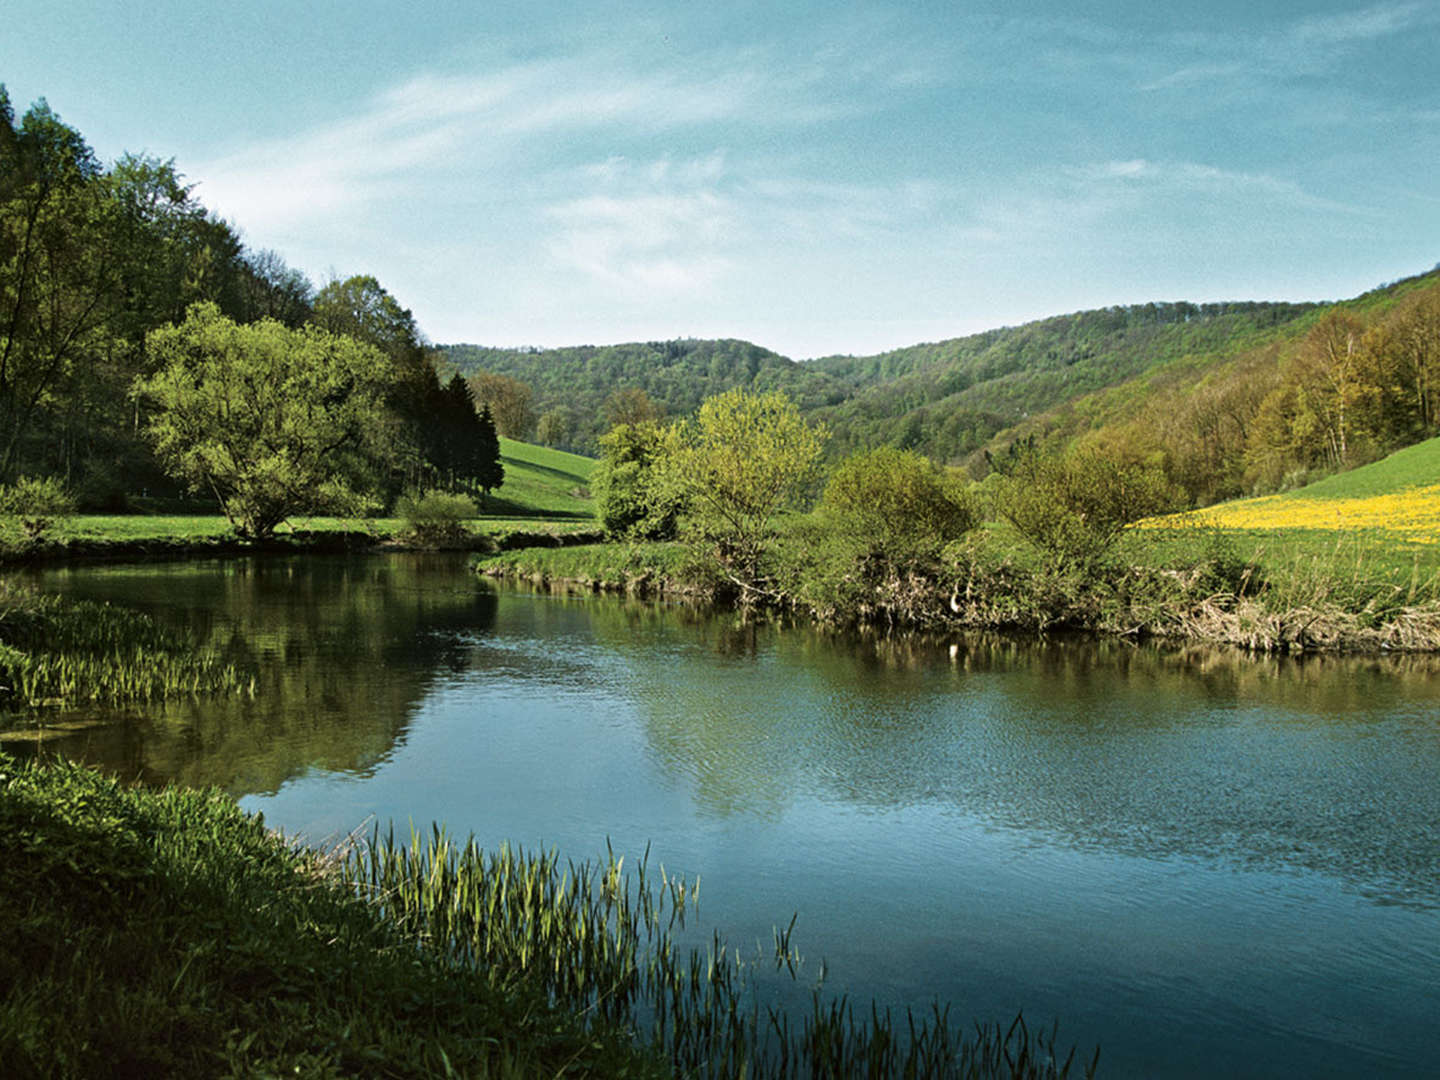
[{"xmin": 473, "ymin": 402, "xmax": 504, "ymax": 502}]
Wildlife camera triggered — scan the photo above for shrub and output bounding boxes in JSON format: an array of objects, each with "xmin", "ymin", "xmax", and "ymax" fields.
[
  {"xmin": 995, "ymin": 449, "xmax": 1181, "ymax": 574},
  {"xmin": 591, "ymin": 421, "xmax": 685, "ymax": 540},
  {"xmin": 0, "ymin": 476, "xmax": 76, "ymax": 549},
  {"xmin": 395, "ymin": 491, "xmax": 476, "ymax": 544}
]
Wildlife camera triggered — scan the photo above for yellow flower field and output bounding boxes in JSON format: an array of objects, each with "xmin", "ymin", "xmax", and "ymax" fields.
[{"xmin": 1158, "ymin": 484, "xmax": 1440, "ymax": 543}]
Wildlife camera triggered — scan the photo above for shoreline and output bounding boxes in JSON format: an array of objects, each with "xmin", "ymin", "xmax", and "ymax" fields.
[{"xmin": 477, "ymin": 543, "xmax": 1440, "ymax": 656}]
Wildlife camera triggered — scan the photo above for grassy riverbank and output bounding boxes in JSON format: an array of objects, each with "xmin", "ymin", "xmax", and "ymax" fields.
[
  {"xmin": 480, "ymin": 520, "xmax": 1440, "ymax": 653},
  {"xmin": 1, "ymin": 752, "xmax": 1096, "ymax": 1078}
]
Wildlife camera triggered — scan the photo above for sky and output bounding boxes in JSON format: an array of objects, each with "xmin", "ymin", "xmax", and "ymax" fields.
[{"xmin": 4, "ymin": 1, "xmax": 1439, "ymax": 358}]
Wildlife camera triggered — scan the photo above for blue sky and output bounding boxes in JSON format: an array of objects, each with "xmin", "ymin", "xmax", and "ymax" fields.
[{"xmin": 5, "ymin": 1, "xmax": 1439, "ymax": 357}]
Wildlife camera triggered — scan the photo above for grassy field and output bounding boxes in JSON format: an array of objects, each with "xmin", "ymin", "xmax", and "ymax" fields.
[
  {"xmin": 482, "ymin": 437, "xmax": 597, "ymax": 519},
  {"xmin": 43, "ymin": 439, "xmax": 600, "ymax": 546},
  {"xmin": 1139, "ymin": 436, "xmax": 1440, "ymax": 604}
]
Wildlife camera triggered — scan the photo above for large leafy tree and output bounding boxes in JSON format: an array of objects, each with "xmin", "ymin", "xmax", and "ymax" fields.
[
  {"xmin": 135, "ymin": 303, "xmax": 390, "ymax": 538},
  {"xmin": 0, "ymin": 91, "xmax": 124, "ymax": 483},
  {"xmin": 670, "ymin": 388, "xmax": 827, "ymax": 593}
]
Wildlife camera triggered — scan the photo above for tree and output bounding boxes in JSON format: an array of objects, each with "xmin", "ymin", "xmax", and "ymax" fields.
[
  {"xmin": 472, "ymin": 403, "xmax": 504, "ymax": 500},
  {"xmin": 995, "ymin": 448, "xmax": 1179, "ymax": 573},
  {"xmin": 603, "ymin": 387, "xmax": 663, "ymax": 428},
  {"xmin": 592, "ymin": 421, "xmax": 683, "ymax": 539},
  {"xmin": 135, "ymin": 303, "xmax": 390, "ymax": 538},
  {"xmin": 670, "ymin": 388, "xmax": 826, "ymax": 593},
  {"xmin": 820, "ymin": 447, "xmax": 975, "ymax": 567},
  {"xmin": 0, "ymin": 91, "xmax": 124, "ymax": 483},
  {"xmin": 430, "ymin": 373, "xmax": 502, "ymax": 498},
  {"xmin": 467, "ymin": 371, "xmax": 534, "ymax": 439},
  {"xmin": 535, "ymin": 406, "xmax": 576, "ymax": 448}
]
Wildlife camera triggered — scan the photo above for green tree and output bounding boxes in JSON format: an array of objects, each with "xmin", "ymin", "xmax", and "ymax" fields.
[
  {"xmin": 603, "ymin": 387, "xmax": 663, "ymax": 428},
  {"xmin": 472, "ymin": 403, "xmax": 504, "ymax": 500},
  {"xmin": 592, "ymin": 420, "xmax": 683, "ymax": 539},
  {"xmin": 670, "ymin": 388, "xmax": 826, "ymax": 593},
  {"xmin": 135, "ymin": 303, "xmax": 390, "ymax": 538},
  {"xmin": 821, "ymin": 447, "xmax": 976, "ymax": 566},
  {"xmin": 995, "ymin": 448, "xmax": 1179, "ymax": 573},
  {"xmin": 467, "ymin": 371, "xmax": 534, "ymax": 439},
  {"xmin": 0, "ymin": 91, "xmax": 123, "ymax": 483},
  {"xmin": 535, "ymin": 406, "xmax": 577, "ymax": 448}
]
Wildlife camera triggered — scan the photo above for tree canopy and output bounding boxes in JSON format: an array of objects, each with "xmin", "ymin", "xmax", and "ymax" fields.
[{"xmin": 135, "ymin": 303, "xmax": 390, "ymax": 537}]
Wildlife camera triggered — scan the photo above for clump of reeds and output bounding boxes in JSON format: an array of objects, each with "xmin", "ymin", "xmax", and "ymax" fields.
[
  {"xmin": 0, "ymin": 581, "xmax": 249, "ymax": 707},
  {"xmin": 342, "ymin": 825, "xmax": 1099, "ymax": 1079}
]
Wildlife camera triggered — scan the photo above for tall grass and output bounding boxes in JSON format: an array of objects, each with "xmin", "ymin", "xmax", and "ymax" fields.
[
  {"xmin": 0, "ymin": 581, "xmax": 249, "ymax": 708},
  {"xmin": 344, "ymin": 824, "xmax": 1099, "ymax": 1079}
]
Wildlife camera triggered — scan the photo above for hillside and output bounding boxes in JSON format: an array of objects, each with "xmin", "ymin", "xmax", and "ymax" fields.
[
  {"xmin": 443, "ymin": 264, "xmax": 1440, "ymax": 506},
  {"xmin": 484, "ymin": 438, "xmax": 596, "ymax": 520},
  {"xmin": 1189, "ymin": 436, "xmax": 1440, "ymax": 543}
]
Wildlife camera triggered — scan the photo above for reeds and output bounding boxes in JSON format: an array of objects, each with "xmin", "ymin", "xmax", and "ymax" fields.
[
  {"xmin": 342, "ymin": 825, "xmax": 1099, "ymax": 1079},
  {"xmin": 0, "ymin": 582, "xmax": 248, "ymax": 707}
]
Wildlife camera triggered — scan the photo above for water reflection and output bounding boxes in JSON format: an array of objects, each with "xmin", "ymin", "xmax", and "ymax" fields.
[
  {"xmin": 14, "ymin": 561, "xmax": 1439, "ymax": 1078},
  {"xmin": 16, "ymin": 555, "xmax": 496, "ymax": 793},
  {"xmin": 15, "ymin": 562, "xmax": 1440, "ymax": 910}
]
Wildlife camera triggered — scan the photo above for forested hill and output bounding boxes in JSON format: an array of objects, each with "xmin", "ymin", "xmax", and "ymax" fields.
[
  {"xmin": 442, "ymin": 338, "xmax": 847, "ymax": 438},
  {"xmin": 442, "ymin": 297, "xmax": 1322, "ymax": 458},
  {"xmin": 806, "ymin": 299, "xmax": 1319, "ymax": 460}
]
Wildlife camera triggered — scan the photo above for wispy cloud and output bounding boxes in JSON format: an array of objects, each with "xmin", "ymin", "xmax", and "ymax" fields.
[
  {"xmin": 545, "ymin": 156, "xmax": 737, "ymax": 297},
  {"xmin": 189, "ymin": 42, "xmax": 880, "ymax": 239},
  {"xmin": 1144, "ymin": 1, "xmax": 1439, "ymax": 89},
  {"xmin": 1064, "ymin": 158, "xmax": 1373, "ymax": 217}
]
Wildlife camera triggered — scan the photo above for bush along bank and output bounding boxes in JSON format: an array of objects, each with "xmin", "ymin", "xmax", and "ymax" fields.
[
  {"xmin": 1, "ymin": 753, "xmax": 1099, "ymax": 1079},
  {"xmin": 476, "ymin": 526, "xmax": 1440, "ymax": 654}
]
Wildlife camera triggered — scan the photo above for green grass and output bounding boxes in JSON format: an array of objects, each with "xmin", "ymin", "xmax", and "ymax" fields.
[
  {"xmin": 0, "ymin": 753, "xmax": 659, "ymax": 1078},
  {"xmin": 483, "ymin": 437, "xmax": 598, "ymax": 519},
  {"xmin": 479, "ymin": 541, "xmax": 701, "ymax": 593},
  {"xmin": 0, "ymin": 582, "xmax": 250, "ymax": 712},
  {"xmin": 1268, "ymin": 434, "xmax": 1440, "ymax": 501},
  {"xmin": 44, "ymin": 439, "xmax": 599, "ymax": 546},
  {"xmin": 0, "ymin": 753, "xmax": 1096, "ymax": 1079}
]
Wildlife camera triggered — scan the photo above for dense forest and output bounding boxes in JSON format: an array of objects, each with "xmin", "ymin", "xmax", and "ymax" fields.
[{"xmin": 0, "ymin": 86, "xmax": 499, "ymax": 515}]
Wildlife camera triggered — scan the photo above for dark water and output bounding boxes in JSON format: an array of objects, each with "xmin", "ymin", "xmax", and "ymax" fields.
[{"xmin": 11, "ymin": 554, "xmax": 1440, "ymax": 1078}]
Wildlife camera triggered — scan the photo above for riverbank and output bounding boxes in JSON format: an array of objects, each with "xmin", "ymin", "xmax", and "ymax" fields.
[
  {"xmin": 1, "ymin": 752, "xmax": 1096, "ymax": 1078},
  {"xmin": 0, "ymin": 751, "xmax": 658, "ymax": 1078},
  {"xmin": 0, "ymin": 518, "xmax": 604, "ymax": 568},
  {"xmin": 477, "ymin": 529, "xmax": 1440, "ymax": 654}
]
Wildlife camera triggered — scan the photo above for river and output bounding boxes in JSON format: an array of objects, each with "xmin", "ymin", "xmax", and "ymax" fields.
[{"xmin": 13, "ymin": 553, "xmax": 1440, "ymax": 1077}]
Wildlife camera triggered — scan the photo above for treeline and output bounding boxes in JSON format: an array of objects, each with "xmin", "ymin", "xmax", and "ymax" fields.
[
  {"xmin": 443, "ymin": 299, "xmax": 1330, "ymax": 469},
  {"xmin": 808, "ymin": 301, "xmax": 1320, "ymax": 463},
  {"xmin": 444, "ymin": 338, "xmax": 844, "ymax": 452},
  {"xmin": 0, "ymin": 86, "xmax": 499, "ymax": 514}
]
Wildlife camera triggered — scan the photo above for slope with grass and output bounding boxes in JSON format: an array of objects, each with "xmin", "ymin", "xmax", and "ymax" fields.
[
  {"xmin": 481, "ymin": 437, "xmax": 597, "ymax": 519},
  {"xmin": 1187, "ymin": 435, "xmax": 1440, "ymax": 543}
]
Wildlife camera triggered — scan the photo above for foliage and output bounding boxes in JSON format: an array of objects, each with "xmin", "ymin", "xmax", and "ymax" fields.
[
  {"xmin": 771, "ymin": 448, "xmax": 979, "ymax": 623},
  {"xmin": 995, "ymin": 448, "xmax": 1181, "ymax": 573},
  {"xmin": 592, "ymin": 421, "xmax": 685, "ymax": 539},
  {"xmin": 533, "ymin": 404, "xmax": 576, "ymax": 448},
  {"xmin": 395, "ymin": 490, "xmax": 476, "ymax": 544},
  {"xmin": 0, "ymin": 475, "xmax": 75, "ymax": 547},
  {"xmin": 821, "ymin": 447, "xmax": 976, "ymax": 564},
  {"xmin": 670, "ymin": 388, "xmax": 827, "ymax": 593},
  {"xmin": 0, "ymin": 87, "xmax": 319, "ymax": 501},
  {"xmin": 0, "ymin": 754, "xmax": 660, "ymax": 1078},
  {"xmin": 467, "ymin": 370, "xmax": 535, "ymax": 439},
  {"xmin": 604, "ymin": 386, "xmax": 664, "ymax": 427},
  {"xmin": 135, "ymin": 303, "xmax": 390, "ymax": 538},
  {"xmin": 0, "ymin": 580, "xmax": 246, "ymax": 705}
]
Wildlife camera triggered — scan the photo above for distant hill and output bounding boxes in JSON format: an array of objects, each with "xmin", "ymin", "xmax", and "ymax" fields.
[{"xmin": 442, "ymin": 264, "xmax": 1440, "ymax": 504}]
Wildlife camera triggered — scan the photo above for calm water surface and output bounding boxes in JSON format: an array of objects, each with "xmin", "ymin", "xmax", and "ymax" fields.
[{"xmin": 15, "ymin": 554, "xmax": 1440, "ymax": 1078}]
